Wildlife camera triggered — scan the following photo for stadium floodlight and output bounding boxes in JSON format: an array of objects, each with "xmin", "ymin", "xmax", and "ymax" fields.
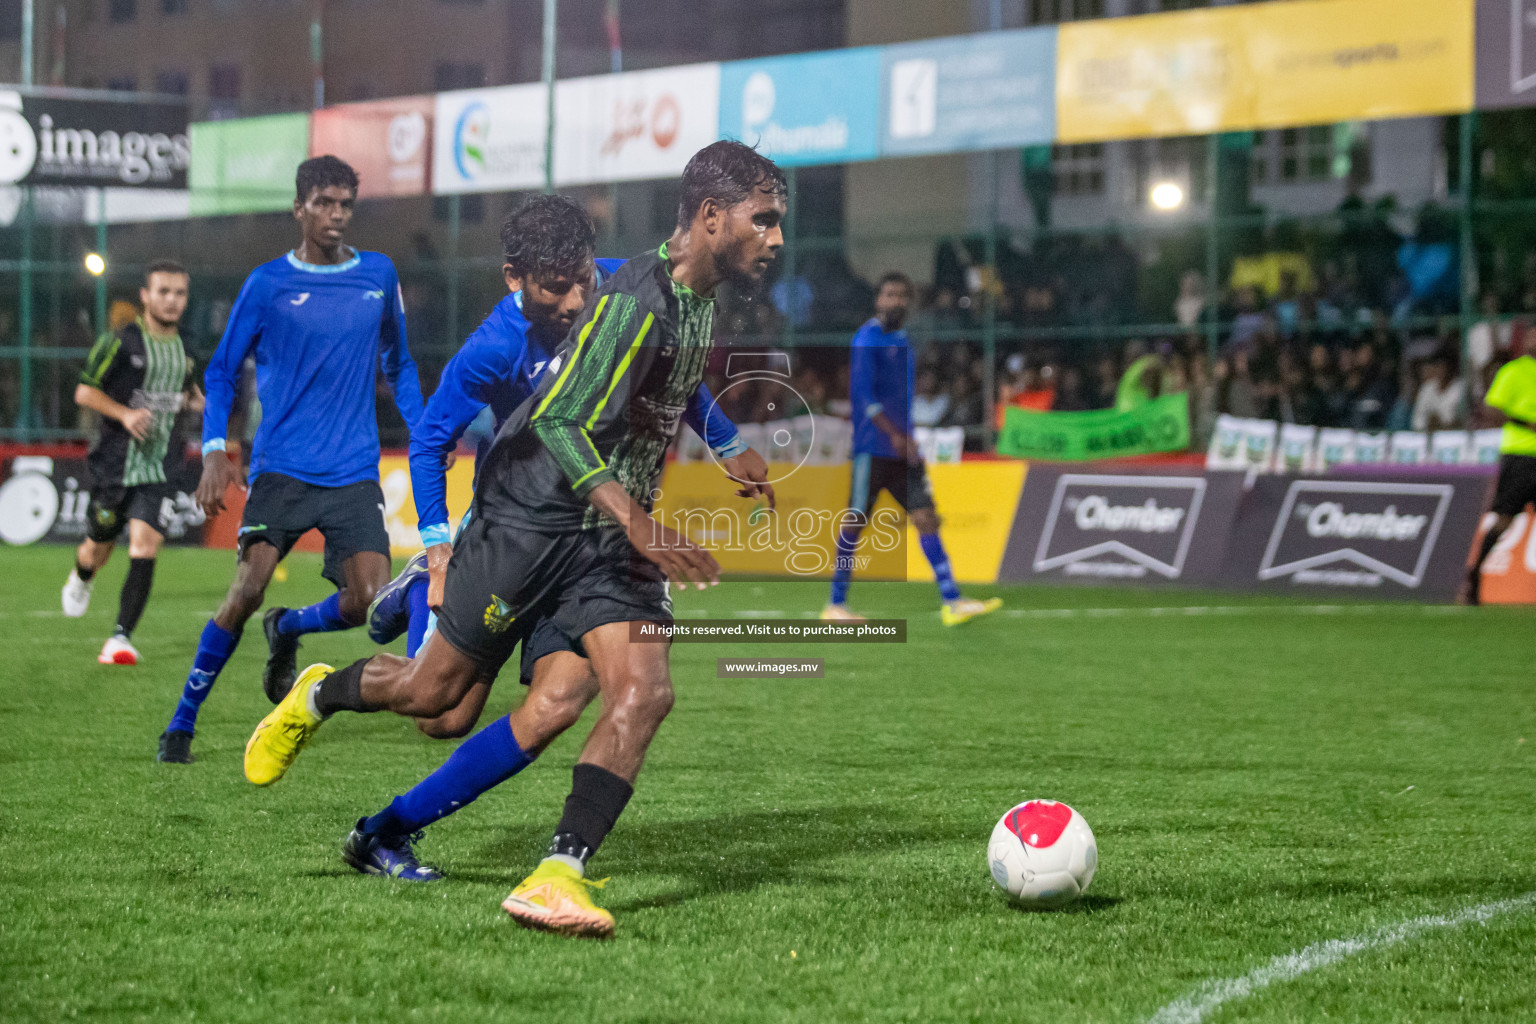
[
  {"xmin": 83, "ymin": 252, "xmax": 106, "ymax": 276},
  {"xmin": 1149, "ymin": 181, "xmax": 1185, "ymax": 212}
]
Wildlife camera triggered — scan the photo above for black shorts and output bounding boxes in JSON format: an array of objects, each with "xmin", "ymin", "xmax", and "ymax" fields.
[
  {"xmin": 848, "ymin": 454, "xmax": 935, "ymax": 517},
  {"xmin": 436, "ymin": 516, "xmax": 671, "ymax": 677},
  {"xmin": 86, "ymin": 481, "xmax": 174, "ymax": 543},
  {"xmin": 516, "ymin": 615, "xmax": 581, "ymax": 686},
  {"xmin": 1491, "ymin": 453, "xmax": 1536, "ymax": 517},
  {"xmin": 239, "ymin": 472, "xmax": 390, "ymax": 588}
]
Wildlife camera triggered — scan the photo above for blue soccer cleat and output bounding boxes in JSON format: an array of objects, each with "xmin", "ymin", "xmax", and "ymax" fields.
[
  {"xmin": 366, "ymin": 550, "xmax": 429, "ymax": 646},
  {"xmin": 341, "ymin": 819, "xmax": 443, "ymax": 882}
]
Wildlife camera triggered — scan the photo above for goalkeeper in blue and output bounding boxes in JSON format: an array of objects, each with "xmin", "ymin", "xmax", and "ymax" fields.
[
  {"xmin": 822, "ymin": 272, "xmax": 1001, "ymax": 627},
  {"xmin": 363, "ymin": 193, "xmax": 749, "ymax": 742},
  {"xmin": 157, "ymin": 155, "xmax": 424, "ymax": 765}
]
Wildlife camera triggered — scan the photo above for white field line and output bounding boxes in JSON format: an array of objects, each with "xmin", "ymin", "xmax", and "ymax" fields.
[
  {"xmin": 1145, "ymin": 892, "xmax": 1536, "ymax": 1024},
  {"xmin": 668, "ymin": 604, "xmax": 1475, "ymax": 622},
  {"xmin": 1001, "ymin": 604, "xmax": 1473, "ymax": 621}
]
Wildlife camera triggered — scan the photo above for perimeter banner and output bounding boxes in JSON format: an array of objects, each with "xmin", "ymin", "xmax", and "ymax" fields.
[
  {"xmin": 190, "ymin": 112, "xmax": 310, "ymax": 215},
  {"xmin": 555, "ymin": 64, "xmax": 720, "ymax": 186},
  {"xmin": 997, "ymin": 466, "xmax": 1244, "ymax": 586},
  {"xmin": 0, "ymin": 91, "xmax": 190, "ymax": 189},
  {"xmin": 310, "ymin": 96, "xmax": 433, "ymax": 198},
  {"xmin": 1057, "ymin": 0, "xmax": 1474, "ymax": 143},
  {"xmin": 1220, "ymin": 471, "xmax": 1491, "ymax": 601},
  {"xmin": 0, "ymin": 452, "xmax": 204, "ymax": 547},
  {"xmin": 997, "ymin": 394, "xmax": 1189, "ymax": 461}
]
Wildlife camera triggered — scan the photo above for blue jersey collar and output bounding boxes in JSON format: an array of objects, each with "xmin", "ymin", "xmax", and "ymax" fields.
[{"xmin": 287, "ymin": 249, "xmax": 362, "ymax": 274}]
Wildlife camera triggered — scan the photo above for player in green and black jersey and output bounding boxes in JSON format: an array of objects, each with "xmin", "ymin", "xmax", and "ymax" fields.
[
  {"xmin": 62, "ymin": 260, "xmax": 201, "ymax": 666},
  {"xmin": 242, "ymin": 142, "xmax": 786, "ymax": 935}
]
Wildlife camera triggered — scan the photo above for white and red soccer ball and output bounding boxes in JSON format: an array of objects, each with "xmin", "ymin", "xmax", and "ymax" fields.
[{"xmin": 987, "ymin": 799, "xmax": 1097, "ymax": 907}]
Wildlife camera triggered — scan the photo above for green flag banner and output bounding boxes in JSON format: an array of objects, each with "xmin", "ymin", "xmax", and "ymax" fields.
[{"xmin": 998, "ymin": 393, "xmax": 1190, "ymax": 461}]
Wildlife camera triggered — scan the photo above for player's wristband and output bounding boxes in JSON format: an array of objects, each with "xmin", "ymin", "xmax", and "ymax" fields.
[
  {"xmin": 201, "ymin": 438, "xmax": 227, "ymax": 456},
  {"xmin": 865, "ymin": 402, "xmax": 884, "ymax": 418},
  {"xmin": 713, "ymin": 434, "xmax": 749, "ymax": 459},
  {"xmin": 419, "ymin": 523, "xmax": 452, "ymax": 548}
]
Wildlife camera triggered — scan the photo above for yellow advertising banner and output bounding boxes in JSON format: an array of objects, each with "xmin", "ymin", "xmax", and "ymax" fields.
[
  {"xmin": 379, "ymin": 455, "xmax": 476, "ymax": 557},
  {"xmin": 1056, "ymin": 0, "xmax": 1473, "ymax": 144},
  {"xmin": 654, "ymin": 459, "xmax": 1026, "ymax": 584}
]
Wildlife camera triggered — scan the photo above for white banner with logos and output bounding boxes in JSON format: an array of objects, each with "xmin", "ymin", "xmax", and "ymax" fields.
[
  {"xmin": 555, "ymin": 64, "xmax": 721, "ymax": 187},
  {"xmin": 431, "ymin": 84, "xmax": 547, "ymax": 195},
  {"xmin": 1207, "ymin": 415, "xmax": 1504, "ymax": 474}
]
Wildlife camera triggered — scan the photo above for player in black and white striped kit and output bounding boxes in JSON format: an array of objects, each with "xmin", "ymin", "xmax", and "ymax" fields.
[{"xmin": 62, "ymin": 259, "xmax": 201, "ymax": 666}]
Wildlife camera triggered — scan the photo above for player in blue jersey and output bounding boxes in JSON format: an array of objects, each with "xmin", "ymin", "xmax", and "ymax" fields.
[
  {"xmin": 362, "ymin": 194, "xmax": 748, "ymax": 738},
  {"xmin": 822, "ymin": 272, "xmax": 1001, "ymax": 627},
  {"xmin": 300, "ymin": 194, "xmax": 762, "ymax": 882},
  {"xmin": 155, "ymin": 156, "xmax": 424, "ymax": 765}
]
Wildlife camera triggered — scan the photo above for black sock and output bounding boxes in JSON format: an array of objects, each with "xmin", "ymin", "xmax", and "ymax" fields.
[
  {"xmin": 548, "ymin": 763, "xmax": 634, "ymax": 865},
  {"xmin": 1472, "ymin": 526, "xmax": 1504, "ymax": 573},
  {"xmin": 75, "ymin": 561, "xmax": 96, "ymax": 584},
  {"xmin": 313, "ymin": 659, "xmax": 377, "ymax": 716},
  {"xmin": 114, "ymin": 558, "xmax": 156, "ymax": 637}
]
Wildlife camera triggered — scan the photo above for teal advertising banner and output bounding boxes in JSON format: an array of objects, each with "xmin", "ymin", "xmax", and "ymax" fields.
[
  {"xmin": 719, "ymin": 49, "xmax": 882, "ymax": 167},
  {"xmin": 880, "ymin": 27, "xmax": 1056, "ymax": 157}
]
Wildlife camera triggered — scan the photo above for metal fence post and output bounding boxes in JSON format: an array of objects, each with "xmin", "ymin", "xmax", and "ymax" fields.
[
  {"xmin": 1204, "ymin": 134, "xmax": 1220, "ymax": 364},
  {"xmin": 446, "ymin": 193, "xmax": 461, "ymax": 355},
  {"xmin": 17, "ymin": 186, "xmax": 33, "ymax": 440},
  {"xmin": 781, "ymin": 165, "xmax": 797, "ymax": 351},
  {"xmin": 95, "ymin": 189, "xmax": 108, "ymax": 337},
  {"xmin": 1459, "ymin": 112, "xmax": 1476, "ymax": 393}
]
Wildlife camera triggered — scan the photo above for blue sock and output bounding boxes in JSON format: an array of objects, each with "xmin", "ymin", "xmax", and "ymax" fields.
[
  {"xmin": 829, "ymin": 528, "xmax": 860, "ymax": 606},
  {"xmin": 362, "ymin": 717, "xmax": 533, "ymax": 836},
  {"xmin": 919, "ymin": 531, "xmax": 962, "ymax": 603},
  {"xmin": 276, "ymin": 592, "xmax": 350, "ymax": 637},
  {"xmin": 167, "ymin": 621, "xmax": 241, "ymax": 735},
  {"xmin": 404, "ymin": 580, "xmax": 430, "ymax": 658}
]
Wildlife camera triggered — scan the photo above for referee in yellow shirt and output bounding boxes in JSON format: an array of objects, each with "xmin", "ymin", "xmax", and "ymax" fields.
[{"xmin": 1466, "ymin": 329, "xmax": 1536, "ymax": 604}]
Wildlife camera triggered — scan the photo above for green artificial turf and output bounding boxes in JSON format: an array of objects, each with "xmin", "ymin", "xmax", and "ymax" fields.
[{"xmin": 2, "ymin": 544, "xmax": 1534, "ymax": 1023}]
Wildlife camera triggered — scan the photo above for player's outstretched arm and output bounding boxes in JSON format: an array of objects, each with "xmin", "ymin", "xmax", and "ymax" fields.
[
  {"xmin": 379, "ymin": 267, "xmax": 426, "ymax": 429},
  {"xmin": 198, "ymin": 273, "xmax": 265, "ymax": 516},
  {"xmin": 73, "ymin": 383, "xmax": 151, "ymax": 441},
  {"xmin": 588, "ymin": 479, "xmax": 719, "ymax": 590},
  {"xmin": 408, "ymin": 330, "xmax": 513, "ymax": 607},
  {"xmin": 683, "ymin": 382, "xmax": 774, "ymax": 508}
]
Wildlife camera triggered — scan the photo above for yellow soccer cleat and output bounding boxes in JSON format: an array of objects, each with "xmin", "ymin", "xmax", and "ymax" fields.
[
  {"xmin": 941, "ymin": 596, "xmax": 1003, "ymax": 627},
  {"xmin": 820, "ymin": 603, "xmax": 866, "ymax": 623},
  {"xmin": 244, "ymin": 662, "xmax": 332, "ymax": 786},
  {"xmin": 501, "ymin": 859, "xmax": 615, "ymax": 938}
]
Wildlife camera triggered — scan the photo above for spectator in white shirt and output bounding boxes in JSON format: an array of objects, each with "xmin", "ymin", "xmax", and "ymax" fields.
[
  {"xmin": 912, "ymin": 367, "xmax": 951, "ymax": 427},
  {"xmin": 1465, "ymin": 292, "xmax": 1511, "ymax": 396},
  {"xmin": 1411, "ymin": 353, "xmax": 1465, "ymax": 431}
]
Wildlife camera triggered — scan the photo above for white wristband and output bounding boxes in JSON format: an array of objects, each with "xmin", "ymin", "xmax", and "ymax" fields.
[{"xmin": 713, "ymin": 434, "xmax": 749, "ymax": 459}]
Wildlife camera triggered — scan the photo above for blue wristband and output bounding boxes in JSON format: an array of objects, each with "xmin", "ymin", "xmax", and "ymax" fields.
[
  {"xmin": 419, "ymin": 523, "xmax": 452, "ymax": 548},
  {"xmin": 201, "ymin": 438, "xmax": 227, "ymax": 456}
]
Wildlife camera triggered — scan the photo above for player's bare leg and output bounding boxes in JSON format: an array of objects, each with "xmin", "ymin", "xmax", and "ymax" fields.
[
  {"xmin": 262, "ymin": 549, "xmax": 393, "ymax": 703},
  {"xmin": 502, "ymin": 623, "xmax": 672, "ymax": 937},
  {"xmin": 414, "ymin": 651, "xmax": 598, "ymax": 745}
]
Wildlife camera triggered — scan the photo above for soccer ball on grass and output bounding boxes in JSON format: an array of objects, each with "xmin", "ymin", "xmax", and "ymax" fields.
[{"xmin": 987, "ymin": 799, "xmax": 1096, "ymax": 908}]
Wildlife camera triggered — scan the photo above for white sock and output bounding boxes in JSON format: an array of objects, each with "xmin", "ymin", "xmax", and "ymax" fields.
[
  {"xmin": 305, "ymin": 681, "xmax": 324, "ymax": 720},
  {"xmin": 544, "ymin": 853, "xmax": 585, "ymax": 876}
]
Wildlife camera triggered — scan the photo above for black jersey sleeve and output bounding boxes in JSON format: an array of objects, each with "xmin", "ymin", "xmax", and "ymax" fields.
[{"xmin": 528, "ymin": 291, "xmax": 660, "ymax": 501}]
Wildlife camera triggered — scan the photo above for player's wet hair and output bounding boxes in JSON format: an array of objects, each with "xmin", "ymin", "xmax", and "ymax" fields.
[
  {"xmin": 144, "ymin": 258, "xmax": 188, "ymax": 285},
  {"xmin": 877, "ymin": 271, "xmax": 914, "ymax": 296},
  {"xmin": 501, "ymin": 194, "xmax": 596, "ymax": 282},
  {"xmin": 676, "ymin": 140, "xmax": 787, "ymax": 229},
  {"xmin": 295, "ymin": 155, "xmax": 359, "ymax": 202}
]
